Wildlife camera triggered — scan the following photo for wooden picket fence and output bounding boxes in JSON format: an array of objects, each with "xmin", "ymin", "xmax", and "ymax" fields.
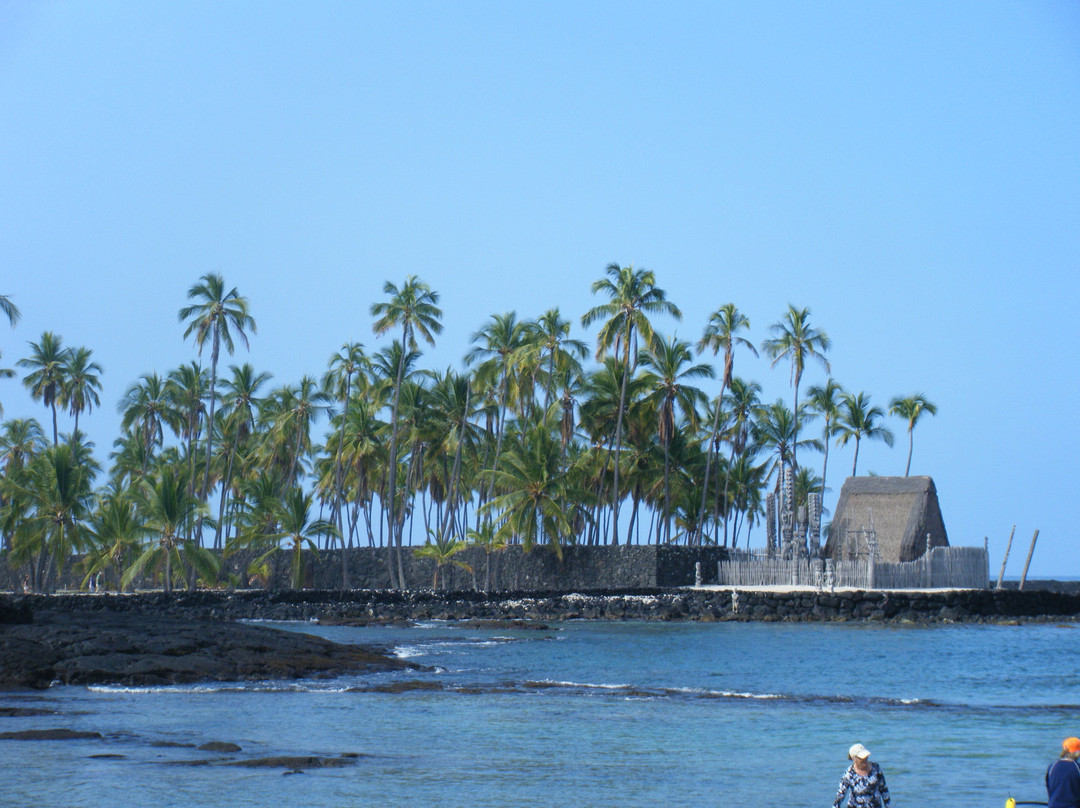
[{"xmin": 717, "ymin": 545, "xmax": 989, "ymax": 590}]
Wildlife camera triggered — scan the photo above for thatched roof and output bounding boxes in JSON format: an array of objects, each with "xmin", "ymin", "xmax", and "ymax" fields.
[{"xmin": 823, "ymin": 476, "xmax": 949, "ymax": 563}]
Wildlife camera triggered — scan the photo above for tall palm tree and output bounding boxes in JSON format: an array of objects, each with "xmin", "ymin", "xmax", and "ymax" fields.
[
  {"xmin": 805, "ymin": 379, "xmax": 845, "ymax": 503},
  {"xmin": 640, "ymin": 335, "xmax": 712, "ymax": 544},
  {"xmin": 0, "ymin": 417, "xmax": 46, "ymax": 476},
  {"xmin": 532, "ymin": 307, "xmax": 588, "ymax": 413},
  {"xmin": 18, "ymin": 331, "xmax": 68, "ymax": 445},
  {"xmin": 465, "ymin": 312, "xmax": 530, "ymax": 512},
  {"xmin": 324, "ymin": 342, "xmax": 367, "ymax": 543},
  {"xmin": 761, "ymin": 305, "xmax": 830, "ymax": 472},
  {"xmin": 370, "ymin": 276, "xmax": 442, "ymax": 587},
  {"xmin": 62, "ymin": 346, "xmax": 103, "ymax": 435},
  {"xmin": 581, "ymin": 263, "xmax": 680, "ymax": 544},
  {"xmin": 119, "ymin": 373, "xmax": 181, "ymax": 467},
  {"xmin": 0, "ymin": 294, "xmax": 20, "ymax": 326},
  {"xmin": 178, "ymin": 273, "xmax": 256, "ymax": 501},
  {"xmin": 0, "ymin": 418, "xmax": 46, "ymax": 552},
  {"xmin": 215, "ymin": 363, "xmax": 271, "ymax": 548},
  {"xmin": 167, "ymin": 362, "xmax": 210, "ymax": 496},
  {"xmin": 0, "ymin": 295, "xmax": 17, "ymax": 414},
  {"xmin": 753, "ymin": 399, "xmax": 821, "ymax": 495},
  {"xmin": 695, "ymin": 303, "xmax": 756, "ymax": 542},
  {"xmin": 889, "ymin": 394, "xmax": 937, "ymax": 476},
  {"xmin": 837, "ymin": 392, "xmax": 895, "ymax": 476},
  {"xmin": 261, "ymin": 377, "xmax": 329, "ymax": 486},
  {"xmin": 5, "ymin": 442, "xmax": 95, "ymax": 591}
]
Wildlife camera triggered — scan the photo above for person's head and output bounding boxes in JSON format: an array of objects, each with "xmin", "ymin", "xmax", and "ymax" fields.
[
  {"xmin": 1061, "ymin": 738, "xmax": 1080, "ymax": 760},
  {"xmin": 849, "ymin": 744, "xmax": 871, "ymax": 765}
]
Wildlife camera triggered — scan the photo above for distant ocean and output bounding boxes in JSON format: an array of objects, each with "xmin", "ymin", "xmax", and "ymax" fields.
[{"xmin": 3, "ymin": 619, "xmax": 1076, "ymax": 808}]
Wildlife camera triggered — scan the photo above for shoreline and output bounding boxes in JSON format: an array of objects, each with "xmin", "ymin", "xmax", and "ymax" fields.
[
  {"xmin": 7, "ymin": 585, "xmax": 1080, "ymax": 625},
  {"xmin": 6, "ymin": 586, "xmax": 1078, "ymax": 690}
]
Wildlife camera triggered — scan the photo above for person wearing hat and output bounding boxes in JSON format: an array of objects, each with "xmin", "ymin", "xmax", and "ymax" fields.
[
  {"xmin": 832, "ymin": 743, "xmax": 891, "ymax": 808},
  {"xmin": 1046, "ymin": 737, "xmax": 1080, "ymax": 808}
]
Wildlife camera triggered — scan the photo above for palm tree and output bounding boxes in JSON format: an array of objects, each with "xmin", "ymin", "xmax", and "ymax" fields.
[
  {"xmin": 581, "ymin": 263, "xmax": 681, "ymax": 543},
  {"xmin": 371, "ymin": 276, "xmax": 443, "ymax": 587},
  {"xmin": 5, "ymin": 442, "xmax": 95, "ymax": 591},
  {"xmin": 273, "ymin": 487, "xmax": 338, "ymax": 589},
  {"xmin": 640, "ymin": 335, "xmax": 712, "ymax": 544},
  {"xmin": 414, "ymin": 529, "xmax": 472, "ymax": 590},
  {"xmin": 465, "ymin": 520, "xmax": 507, "ymax": 592},
  {"xmin": 18, "ymin": 331, "xmax": 68, "ymax": 445},
  {"xmin": 215, "ymin": 363, "xmax": 272, "ymax": 548},
  {"xmin": 0, "ymin": 294, "xmax": 20, "ymax": 326},
  {"xmin": 125, "ymin": 466, "xmax": 216, "ymax": 592},
  {"xmin": 0, "ymin": 296, "xmax": 17, "ymax": 415},
  {"xmin": 695, "ymin": 303, "xmax": 756, "ymax": 542},
  {"xmin": 889, "ymin": 394, "xmax": 937, "ymax": 476},
  {"xmin": 178, "ymin": 273, "xmax": 256, "ymax": 502},
  {"xmin": 119, "ymin": 373, "xmax": 181, "ymax": 468},
  {"xmin": 62, "ymin": 346, "xmax": 103, "ymax": 435},
  {"xmin": 532, "ymin": 308, "xmax": 588, "ymax": 413},
  {"xmin": 167, "ymin": 362, "xmax": 210, "ymax": 515},
  {"xmin": 482, "ymin": 415, "xmax": 573, "ymax": 557},
  {"xmin": 761, "ymin": 305, "xmax": 830, "ymax": 472},
  {"xmin": 0, "ymin": 417, "xmax": 46, "ymax": 476},
  {"xmin": 753, "ymin": 399, "xmax": 821, "ymax": 495},
  {"xmin": 805, "ymin": 379, "xmax": 845, "ymax": 503},
  {"xmin": 837, "ymin": 392, "xmax": 895, "ymax": 476},
  {"xmin": 465, "ymin": 312, "xmax": 531, "ymax": 510},
  {"xmin": 262, "ymin": 376, "xmax": 329, "ymax": 486},
  {"xmin": 324, "ymin": 342, "xmax": 367, "ymax": 543},
  {"xmin": 83, "ymin": 489, "xmax": 149, "ymax": 591}
]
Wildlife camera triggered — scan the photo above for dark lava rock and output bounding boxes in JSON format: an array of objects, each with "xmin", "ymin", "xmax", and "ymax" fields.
[
  {"xmin": 0, "ymin": 728, "xmax": 102, "ymax": 740},
  {"xmin": 0, "ymin": 597, "xmax": 32, "ymax": 625},
  {"xmin": 182, "ymin": 754, "xmax": 358, "ymax": 769},
  {"xmin": 0, "ymin": 707, "xmax": 56, "ymax": 717},
  {"xmin": 0, "ymin": 608, "xmax": 417, "ymax": 690},
  {"xmin": 455, "ymin": 619, "xmax": 550, "ymax": 631},
  {"xmin": 198, "ymin": 741, "xmax": 243, "ymax": 753}
]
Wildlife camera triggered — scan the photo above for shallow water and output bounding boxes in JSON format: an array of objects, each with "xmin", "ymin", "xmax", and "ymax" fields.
[{"xmin": 2, "ymin": 619, "xmax": 1076, "ymax": 807}]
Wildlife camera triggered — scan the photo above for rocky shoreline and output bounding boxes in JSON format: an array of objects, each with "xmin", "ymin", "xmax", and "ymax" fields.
[
  {"xmin": 4, "ymin": 586, "xmax": 1079, "ymax": 690},
  {"xmin": 0, "ymin": 597, "xmax": 415, "ymax": 690},
  {"xmin": 8, "ymin": 584, "xmax": 1080, "ymax": 624}
]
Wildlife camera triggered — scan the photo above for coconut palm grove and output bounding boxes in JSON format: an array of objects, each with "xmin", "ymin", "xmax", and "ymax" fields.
[{"xmin": 0, "ymin": 266, "xmax": 938, "ymax": 592}]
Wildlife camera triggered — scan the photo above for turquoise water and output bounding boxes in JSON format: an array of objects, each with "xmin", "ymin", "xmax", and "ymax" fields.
[{"xmin": 2, "ymin": 619, "xmax": 1078, "ymax": 807}]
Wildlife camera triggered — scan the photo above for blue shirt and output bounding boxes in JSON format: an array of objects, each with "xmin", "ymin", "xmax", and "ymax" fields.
[
  {"xmin": 1046, "ymin": 757, "xmax": 1080, "ymax": 808},
  {"xmin": 833, "ymin": 761, "xmax": 890, "ymax": 808}
]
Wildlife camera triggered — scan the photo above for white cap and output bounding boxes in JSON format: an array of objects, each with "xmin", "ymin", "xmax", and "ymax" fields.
[{"xmin": 849, "ymin": 743, "xmax": 871, "ymax": 760}]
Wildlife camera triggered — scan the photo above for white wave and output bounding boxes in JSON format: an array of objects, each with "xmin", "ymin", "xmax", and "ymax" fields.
[{"xmin": 532, "ymin": 679, "xmax": 632, "ymax": 690}]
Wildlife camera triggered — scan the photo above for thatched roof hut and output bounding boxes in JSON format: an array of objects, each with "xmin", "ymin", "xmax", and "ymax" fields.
[{"xmin": 823, "ymin": 476, "xmax": 948, "ymax": 563}]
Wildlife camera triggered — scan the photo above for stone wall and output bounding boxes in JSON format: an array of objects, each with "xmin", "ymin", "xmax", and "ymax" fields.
[
  {"xmin": 9, "ymin": 586, "xmax": 1080, "ymax": 624},
  {"xmin": 1, "ymin": 546, "xmax": 729, "ymax": 593}
]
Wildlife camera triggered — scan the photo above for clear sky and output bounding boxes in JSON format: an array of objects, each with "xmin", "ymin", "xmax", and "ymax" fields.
[{"xmin": 1, "ymin": 1, "xmax": 1077, "ymax": 578}]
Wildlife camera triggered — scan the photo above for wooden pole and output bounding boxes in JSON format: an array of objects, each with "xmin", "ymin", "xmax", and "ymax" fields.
[
  {"xmin": 1018, "ymin": 529, "xmax": 1039, "ymax": 591},
  {"xmin": 995, "ymin": 525, "xmax": 1016, "ymax": 589}
]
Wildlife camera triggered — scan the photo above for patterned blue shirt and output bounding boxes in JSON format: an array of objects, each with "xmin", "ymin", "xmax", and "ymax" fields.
[{"xmin": 833, "ymin": 761, "xmax": 891, "ymax": 808}]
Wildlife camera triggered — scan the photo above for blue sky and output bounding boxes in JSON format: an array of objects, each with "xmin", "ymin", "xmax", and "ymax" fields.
[{"xmin": 1, "ymin": 1, "xmax": 1077, "ymax": 577}]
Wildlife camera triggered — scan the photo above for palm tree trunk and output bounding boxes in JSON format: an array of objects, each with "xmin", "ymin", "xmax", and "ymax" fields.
[
  {"xmin": 384, "ymin": 331, "xmax": 408, "ymax": 590},
  {"xmin": 201, "ymin": 330, "xmax": 220, "ymax": 499},
  {"xmin": 695, "ymin": 381, "xmax": 727, "ymax": 543},
  {"xmin": 611, "ymin": 359, "xmax": 629, "ymax": 546},
  {"xmin": 905, "ymin": 429, "xmax": 913, "ymax": 476}
]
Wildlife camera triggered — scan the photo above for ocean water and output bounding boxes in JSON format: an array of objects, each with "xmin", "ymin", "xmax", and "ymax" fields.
[{"xmin": 2, "ymin": 618, "xmax": 1078, "ymax": 807}]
